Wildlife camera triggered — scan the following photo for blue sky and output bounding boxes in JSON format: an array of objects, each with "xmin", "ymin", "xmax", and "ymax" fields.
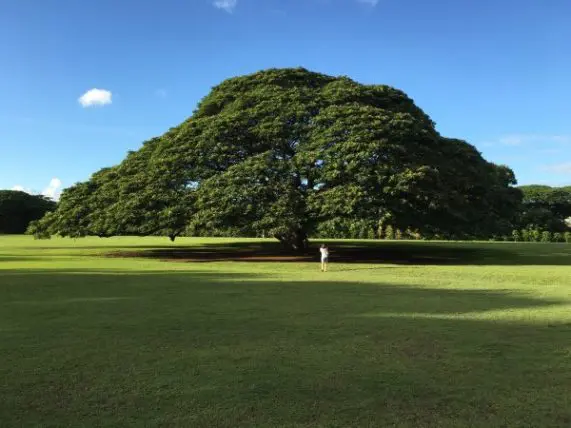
[{"xmin": 1, "ymin": 0, "xmax": 570, "ymax": 198}]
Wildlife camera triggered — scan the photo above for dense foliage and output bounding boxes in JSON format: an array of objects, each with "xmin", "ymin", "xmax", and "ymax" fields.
[
  {"xmin": 0, "ymin": 191, "xmax": 56, "ymax": 234},
  {"xmin": 517, "ymin": 185, "xmax": 571, "ymax": 232},
  {"xmin": 30, "ymin": 68, "xmax": 522, "ymax": 248}
]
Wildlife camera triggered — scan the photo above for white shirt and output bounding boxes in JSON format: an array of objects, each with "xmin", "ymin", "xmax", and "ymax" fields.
[{"xmin": 320, "ymin": 247, "xmax": 329, "ymax": 259}]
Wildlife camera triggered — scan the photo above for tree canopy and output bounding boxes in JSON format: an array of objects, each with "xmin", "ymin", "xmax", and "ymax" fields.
[
  {"xmin": 0, "ymin": 191, "xmax": 56, "ymax": 234},
  {"xmin": 31, "ymin": 68, "xmax": 522, "ymax": 248}
]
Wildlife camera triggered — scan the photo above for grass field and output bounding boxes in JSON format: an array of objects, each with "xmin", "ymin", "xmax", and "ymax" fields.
[{"xmin": 1, "ymin": 235, "xmax": 571, "ymax": 427}]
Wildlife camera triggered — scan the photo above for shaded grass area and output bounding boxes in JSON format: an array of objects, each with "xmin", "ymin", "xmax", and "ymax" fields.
[
  {"xmin": 110, "ymin": 239, "xmax": 571, "ymax": 266},
  {"xmin": 1, "ymin": 236, "xmax": 571, "ymax": 426}
]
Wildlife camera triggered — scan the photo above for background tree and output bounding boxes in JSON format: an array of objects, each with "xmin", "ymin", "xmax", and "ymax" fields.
[
  {"xmin": 517, "ymin": 185, "xmax": 571, "ymax": 232},
  {"xmin": 33, "ymin": 68, "xmax": 522, "ymax": 249},
  {"xmin": 0, "ymin": 191, "xmax": 56, "ymax": 234}
]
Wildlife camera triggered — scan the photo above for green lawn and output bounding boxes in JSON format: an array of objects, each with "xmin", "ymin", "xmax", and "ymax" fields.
[{"xmin": 1, "ymin": 235, "xmax": 571, "ymax": 427}]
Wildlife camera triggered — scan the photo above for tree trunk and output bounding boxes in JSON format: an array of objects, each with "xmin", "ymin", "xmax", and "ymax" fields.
[
  {"xmin": 276, "ymin": 229, "xmax": 308, "ymax": 252},
  {"xmin": 168, "ymin": 229, "xmax": 183, "ymax": 242}
]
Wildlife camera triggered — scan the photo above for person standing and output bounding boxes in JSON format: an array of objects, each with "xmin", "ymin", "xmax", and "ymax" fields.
[{"xmin": 319, "ymin": 244, "xmax": 329, "ymax": 272}]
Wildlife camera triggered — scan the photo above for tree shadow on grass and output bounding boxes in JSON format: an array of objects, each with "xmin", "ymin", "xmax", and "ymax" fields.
[
  {"xmin": 107, "ymin": 240, "xmax": 571, "ymax": 266},
  {"xmin": 1, "ymin": 269, "xmax": 570, "ymax": 426},
  {"xmin": 0, "ymin": 256, "xmax": 57, "ymax": 262},
  {"xmin": 0, "ymin": 269, "xmax": 257, "ymax": 282}
]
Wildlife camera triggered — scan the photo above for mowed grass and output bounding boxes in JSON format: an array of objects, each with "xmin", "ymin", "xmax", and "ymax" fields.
[{"xmin": 1, "ymin": 236, "xmax": 571, "ymax": 427}]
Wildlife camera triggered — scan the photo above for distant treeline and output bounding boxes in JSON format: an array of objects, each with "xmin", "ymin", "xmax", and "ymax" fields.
[{"xmin": 0, "ymin": 191, "xmax": 56, "ymax": 234}]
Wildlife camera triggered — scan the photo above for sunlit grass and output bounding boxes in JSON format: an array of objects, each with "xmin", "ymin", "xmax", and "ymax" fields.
[{"xmin": 1, "ymin": 235, "xmax": 571, "ymax": 427}]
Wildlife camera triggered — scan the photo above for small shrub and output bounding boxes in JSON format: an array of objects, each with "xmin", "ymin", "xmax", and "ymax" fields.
[
  {"xmin": 565, "ymin": 231, "xmax": 571, "ymax": 243},
  {"xmin": 395, "ymin": 229, "xmax": 403, "ymax": 240},
  {"xmin": 511, "ymin": 230, "xmax": 520, "ymax": 242},
  {"xmin": 384, "ymin": 225, "xmax": 395, "ymax": 240},
  {"xmin": 553, "ymin": 232, "xmax": 564, "ymax": 243},
  {"xmin": 348, "ymin": 223, "xmax": 359, "ymax": 239},
  {"xmin": 405, "ymin": 229, "xmax": 421, "ymax": 240},
  {"xmin": 520, "ymin": 229, "xmax": 529, "ymax": 242},
  {"xmin": 541, "ymin": 231, "xmax": 552, "ymax": 243},
  {"xmin": 367, "ymin": 227, "xmax": 375, "ymax": 240},
  {"xmin": 530, "ymin": 229, "xmax": 541, "ymax": 242}
]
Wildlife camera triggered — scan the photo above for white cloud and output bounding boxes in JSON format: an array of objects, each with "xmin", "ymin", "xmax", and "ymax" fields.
[
  {"xmin": 213, "ymin": 0, "xmax": 237, "ymax": 13},
  {"xmin": 498, "ymin": 134, "xmax": 571, "ymax": 146},
  {"xmin": 42, "ymin": 178, "xmax": 62, "ymax": 201},
  {"xmin": 542, "ymin": 163, "xmax": 571, "ymax": 175},
  {"xmin": 78, "ymin": 88, "xmax": 112, "ymax": 108},
  {"xmin": 12, "ymin": 185, "xmax": 31, "ymax": 193},
  {"xmin": 538, "ymin": 148, "xmax": 563, "ymax": 155},
  {"xmin": 9, "ymin": 178, "xmax": 62, "ymax": 200},
  {"xmin": 499, "ymin": 135, "xmax": 525, "ymax": 146},
  {"xmin": 357, "ymin": 0, "xmax": 379, "ymax": 5}
]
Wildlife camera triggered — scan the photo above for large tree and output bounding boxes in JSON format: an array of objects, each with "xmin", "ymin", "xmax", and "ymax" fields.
[
  {"xmin": 31, "ymin": 68, "xmax": 521, "ymax": 248},
  {"xmin": 0, "ymin": 190, "xmax": 56, "ymax": 234}
]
